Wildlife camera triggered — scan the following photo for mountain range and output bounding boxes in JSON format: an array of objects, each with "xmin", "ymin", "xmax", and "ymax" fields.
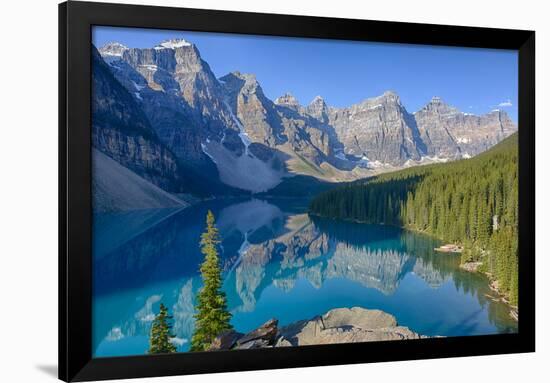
[{"xmin": 92, "ymin": 38, "xmax": 517, "ymax": 211}]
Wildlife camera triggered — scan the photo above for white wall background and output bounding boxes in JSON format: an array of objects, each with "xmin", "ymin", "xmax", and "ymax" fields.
[{"xmin": 0, "ymin": 0, "xmax": 546, "ymax": 381}]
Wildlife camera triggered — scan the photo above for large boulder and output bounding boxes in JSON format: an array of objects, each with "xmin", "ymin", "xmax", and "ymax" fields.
[
  {"xmin": 234, "ymin": 318, "xmax": 278, "ymax": 349},
  {"xmin": 207, "ymin": 330, "xmax": 243, "ymax": 351},
  {"xmin": 322, "ymin": 307, "xmax": 397, "ymax": 329},
  {"xmin": 277, "ymin": 307, "xmax": 425, "ymax": 347}
]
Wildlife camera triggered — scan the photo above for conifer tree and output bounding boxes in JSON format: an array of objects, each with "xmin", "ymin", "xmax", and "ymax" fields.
[
  {"xmin": 148, "ymin": 303, "xmax": 177, "ymax": 354},
  {"xmin": 190, "ymin": 210, "xmax": 232, "ymax": 352}
]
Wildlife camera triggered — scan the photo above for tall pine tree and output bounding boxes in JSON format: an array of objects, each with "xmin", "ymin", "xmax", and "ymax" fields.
[
  {"xmin": 148, "ymin": 303, "xmax": 177, "ymax": 354},
  {"xmin": 190, "ymin": 210, "xmax": 232, "ymax": 352}
]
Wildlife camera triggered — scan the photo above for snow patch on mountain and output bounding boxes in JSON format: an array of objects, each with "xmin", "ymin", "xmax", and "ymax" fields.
[
  {"xmin": 201, "ymin": 141, "xmax": 283, "ymax": 193},
  {"xmin": 99, "ymin": 42, "xmax": 128, "ymax": 57},
  {"xmin": 223, "ymin": 99, "xmax": 252, "ymax": 155},
  {"xmin": 420, "ymin": 155, "xmax": 451, "ymax": 163},
  {"xmin": 456, "ymin": 137, "xmax": 471, "ymax": 144},
  {"xmin": 155, "ymin": 39, "xmax": 192, "ymax": 49},
  {"xmin": 368, "ymin": 104, "xmax": 383, "ymax": 110},
  {"xmin": 132, "ymin": 81, "xmax": 145, "ymax": 91},
  {"xmin": 139, "ymin": 64, "xmax": 158, "ymax": 71}
]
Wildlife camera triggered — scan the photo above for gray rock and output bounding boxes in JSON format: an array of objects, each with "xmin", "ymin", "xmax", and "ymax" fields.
[
  {"xmin": 235, "ymin": 318, "xmax": 278, "ymax": 349},
  {"xmin": 221, "ymin": 72, "xmax": 286, "ymax": 147},
  {"xmin": 221, "ymin": 72, "xmax": 340, "ymax": 174},
  {"xmin": 91, "ymin": 46, "xmax": 189, "ymax": 194},
  {"xmin": 306, "ymin": 96, "xmax": 330, "ymax": 124},
  {"xmin": 278, "ymin": 307, "xmax": 426, "ymax": 346},
  {"xmin": 207, "ymin": 330, "xmax": 243, "ymax": 351},
  {"xmin": 322, "ymin": 307, "xmax": 397, "ymax": 329},
  {"xmin": 414, "ymin": 97, "xmax": 517, "ymax": 159},
  {"xmin": 328, "ymin": 91, "xmax": 424, "ymax": 165}
]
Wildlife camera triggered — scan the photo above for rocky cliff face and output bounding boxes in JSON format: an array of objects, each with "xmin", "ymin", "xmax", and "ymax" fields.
[
  {"xmin": 101, "ymin": 42, "xmax": 289, "ymax": 193},
  {"xmin": 99, "ymin": 40, "xmax": 243, "ymax": 163},
  {"xmin": 326, "ymin": 93, "xmax": 517, "ymax": 167},
  {"xmin": 219, "ymin": 72, "xmax": 347, "ymax": 182},
  {"xmin": 220, "ymin": 71, "xmax": 285, "ymax": 147},
  {"xmin": 96, "ymin": 38, "xmax": 518, "ymax": 196},
  {"xmin": 275, "ymin": 93, "xmax": 340, "ymax": 162},
  {"xmin": 414, "ymin": 97, "xmax": 517, "ymax": 159},
  {"xmin": 328, "ymin": 91, "xmax": 424, "ymax": 165},
  {"xmin": 92, "ymin": 46, "xmax": 187, "ymax": 194},
  {"xmin": 306, "ymin": 95, "xmax": 330, "ymax": 124},
  {"xmin": 118, "ymin": 39, "xmax": 240, "ymax": 138},
  {"xmin": 221, "ymin": 73, "xmax": 339, "ymax": 164}
]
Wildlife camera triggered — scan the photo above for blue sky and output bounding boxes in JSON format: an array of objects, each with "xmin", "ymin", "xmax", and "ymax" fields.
[{"xmin": 93, "ymin": 26, "xmax": 518, "ymax": 122}]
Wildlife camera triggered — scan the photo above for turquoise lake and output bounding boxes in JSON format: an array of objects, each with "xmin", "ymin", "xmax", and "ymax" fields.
[{"xmin": 92, "ymin": 198, "xmax": 517, "ymax": 357}]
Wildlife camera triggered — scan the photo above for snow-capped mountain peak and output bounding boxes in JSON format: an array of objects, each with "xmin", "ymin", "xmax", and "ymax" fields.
[
  {"xmin": 99, "ymin": 42, "xmax": 128, "ymax": 57},
  {"xmin": 154, "ymin": 38, "xmax": 192, "ymax": 50}
]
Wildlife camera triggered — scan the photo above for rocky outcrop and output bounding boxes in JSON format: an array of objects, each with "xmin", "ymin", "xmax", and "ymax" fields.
[
  {"xmin": 278, "ymin": 307, "xmax": 425, "ymax": 346},
  {"xmin": 207, "ymin": 307, "xmax": 426, "ymax": 351},
  {"xmin": 328, "ymin": 91, "xmax": 424, "ymax": 165},
  {"xmin": 221, "ymin": 72, "xmax": 286, "ymax": 146},
  {"xmin": 306, "ymin": 96, "xmax": 330, "ymax": 124},
  {"xmin": 414, "ymin": 97, "xmax": 517, "ymax": 159},
  {"xmin": 235, "ymin": 318, "xmax": 279, "ymax": 349},
  {"xmin": 92, "ymin": 46, "xmax": 188, "ymax": 193},
  {"xmin": 94, "ymin": 43, "xmax": 245, "ymax": 197},
  {"xmin": 208, "ymin": 318, "xmax": 279, "ymax": 351},
  {"xmin": 118, "ymin": 39, "xmax": 241, "ymax": 141},
  {"xmin": 221, "ymin": 72, "xmax": 342, "ymax": 176},
  {"xmin": 99, "ymin": 40, "xmax": 242, "ymax": 164},
  {"xmin": 207, "ymin": 330, "xmax": 244, "ymax": 351}
]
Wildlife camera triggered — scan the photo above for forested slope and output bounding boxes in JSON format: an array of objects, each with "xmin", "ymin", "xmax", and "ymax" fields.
[{"xmin": 309, "ymin": 133, "xmax": 519, "ymax": 305}]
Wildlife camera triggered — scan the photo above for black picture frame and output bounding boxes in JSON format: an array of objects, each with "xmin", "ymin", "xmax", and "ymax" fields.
[{"xmin": 59, "ymin": 1, "xmax": 535, "ymax": 381}]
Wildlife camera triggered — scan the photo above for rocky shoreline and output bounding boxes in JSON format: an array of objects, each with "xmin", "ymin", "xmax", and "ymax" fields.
[
  {"xmin": 460, "ymin": 261, "xmax": 518, "ymax": 321},
  {"xmin": 207, "ymin": 307, "xmax": 427, "ymax": 351}
]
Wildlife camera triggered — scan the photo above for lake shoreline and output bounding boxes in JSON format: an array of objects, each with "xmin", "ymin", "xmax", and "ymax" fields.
[
  {"xmin": 307, "ymin": 211, "xmax": 519, "ymax": 321},
  {"xmin": 207, "ymin": 307, "xmax": 429, "ymax": 351}
]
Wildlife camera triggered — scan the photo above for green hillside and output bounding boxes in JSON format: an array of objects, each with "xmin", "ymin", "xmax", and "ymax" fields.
[{"xmin": 309, "ymin": 133, "xmax": 518, "ymax": 305}]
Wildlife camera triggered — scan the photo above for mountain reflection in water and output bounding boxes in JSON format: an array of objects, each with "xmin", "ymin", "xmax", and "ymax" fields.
[{"xmin": 92, "ymin": 198, "xmax": 517, "ymax": 357}]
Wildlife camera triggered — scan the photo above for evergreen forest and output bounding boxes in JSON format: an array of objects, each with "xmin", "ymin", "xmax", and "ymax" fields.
[{"xmin": 309, "ymin": 133, "xmax": 519, "ymax": 305}]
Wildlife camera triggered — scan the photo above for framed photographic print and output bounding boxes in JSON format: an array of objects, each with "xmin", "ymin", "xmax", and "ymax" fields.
[{"xmin": 59, "ymin": 1, "xmax": 535, "ymax": 381}]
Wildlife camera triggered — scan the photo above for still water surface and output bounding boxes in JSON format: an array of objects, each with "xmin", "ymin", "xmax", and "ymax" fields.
[{"xmin": 92, "ymin": 198, "xmax": 517, "ymax": 357}]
